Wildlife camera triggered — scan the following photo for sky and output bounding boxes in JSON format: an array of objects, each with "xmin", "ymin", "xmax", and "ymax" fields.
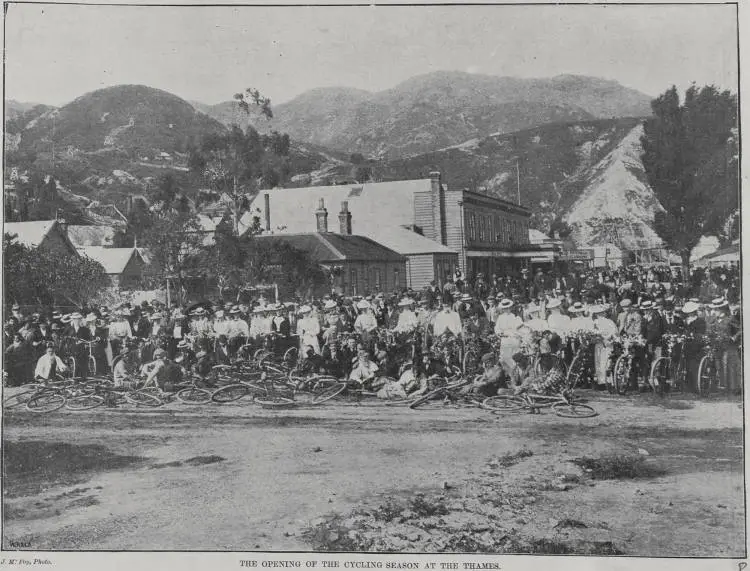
[{"xmin": 4, "ymin": 3, "xmax": 739, "ymax": 107}]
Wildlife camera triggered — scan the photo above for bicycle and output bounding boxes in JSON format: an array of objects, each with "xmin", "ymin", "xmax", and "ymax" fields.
[
  {"xmin": 408, "ymin": 375, "xmax": 473, "ymax": 410},
  {"xmin": 482, "ymin": 389, "xmax": 597, "ymax": 418},
  {"xmin": 697, "ymin": 336, "xmax": 721, "ymax": 397},
  {"xmin": 648, "ymin": 334, "xmax": 687, "ymax": 395},
  {"xmin": 612, "ymin": 335, "xmax": 646, "ymax": 395}
]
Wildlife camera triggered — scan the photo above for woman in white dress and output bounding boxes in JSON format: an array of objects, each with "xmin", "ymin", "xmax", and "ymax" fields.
[
  {"xmin": 493, "ymin": 299, "xmax": 523, "ymax": 375},
  {"xmin": 296, "ymin": 305, "xmax": 321, "ymax": 355},
  {"xmin": 591, "ymin": 304, "xmax": 618, "ymax": 388}
]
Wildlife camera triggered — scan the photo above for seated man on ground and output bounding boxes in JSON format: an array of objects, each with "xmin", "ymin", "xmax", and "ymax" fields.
[
  {"xmin": 299, "ymin": 345, "xmax": 326, "ymax": 376},
  {"xmin": 143, "ymin": 348, "xmax": 183, "ymax": 393},
  {"xmin": 113, "ymin": 349, "xmax": 141, "ymax": 390},
  {"xmin": 192, "ymin": 349, "xmax": 216, "ymax": 386},
  {"xmin": 460, "ymin": 353, "xmax": 507, "ymax": 398},
  {"xmin": 349, "ymin": 348, "xmax": 379, "ymax": 389}
]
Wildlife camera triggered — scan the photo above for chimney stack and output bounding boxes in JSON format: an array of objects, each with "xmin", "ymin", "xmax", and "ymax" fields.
[
  {"xmin": 315, "ymin": 198, "xmax": 328, "ymax": 233},
  {"xmin": 339, "ymin": 201, "xmax": 352, "ymax": 235},
  {"xmin": 429, "ymin": 171, "xmax": 446, "ymax": 245},
  {"xmin": 264, "ymin": 194, "xmax": 271, "ymax": 232}
]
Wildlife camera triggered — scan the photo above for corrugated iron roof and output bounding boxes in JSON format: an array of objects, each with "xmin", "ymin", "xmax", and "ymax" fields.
[
  {"xmin": 239, "ymin": 179, "xmax": 458, "ymax": 256},
  {"xmin": 255, "ymin": 233, "xmax": 405, "ymax": 263},
  {"xmin": 240, "ymin": 179, "xmax": 434, "ymax": 237},
  {"xmin": 78, "ymin": 247, "xmax": 144, "ymax": 274}
]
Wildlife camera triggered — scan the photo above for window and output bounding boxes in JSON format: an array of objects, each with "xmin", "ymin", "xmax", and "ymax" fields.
[
  {"xmin": 468, "ymin": 212, "xmax": 477, "ymax": 241},
  {"xmin": 374, "ymin": 268, "xmax": 382, "ymax": 290},
  {"xmin": 363, "ymin": 267, "xmax": 370, "ymax": 294},
  {"xmin": 393, "ymin": 268, "xmax": 400, "ymax": 288},
  {"xmin": 478, "ymin": 215, "xmax": 485, "ymax": 242},
  {"xmin": 350, "ymin": 268, "xmax": 358, "ymax": 295}
]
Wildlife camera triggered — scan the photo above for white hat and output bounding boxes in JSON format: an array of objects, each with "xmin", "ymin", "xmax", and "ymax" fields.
[
  {"xmin": 499, "ymin": 299, "xmax": 514, "ymax": 310},
  {"xmin": 70, "ymin": 312, "xmax": 83, "ymax": 320},
  {"xmin": 191, "ymin": 307, "xmax": 207, "ymax": 316},
  {"xmin": 299, "ymin": 305, "xmax": 312, "ymax": 314},
  {"xmin": 356, "ymin": 300, "xmax": 371, "ymax": 310},
  {"xmin": 568, "ymin": 302, "xmax": 585, "ymax": 313},
  {"xmin": 150, "ymin": 312, "xmax": 163, "ymax": 321},
  {"xmin": 214, "ymin": 310, "xmax": 224, "ymax": 318},
  {"xmin": 711, "ymin": 297, "xmax": 729, "ymax": 309},
  {"xmin": 681, "ymin": 301, "xmax": 700, "ymax": 314},
  {"xmin": 85, "ymin": 313, "xmax": 97, "ymax": 322},
  {"xmin": 253, "ymin": 305, "xmax": 266, "ymax": 314},
  {"xmin": 397, "ymin": 298, "xmax": 415, "ymax": 307},
  {"xmin": 546, "ymin": 298, "xmax": 561, "ymax": 309},
  {"xmin": 589, "ymin": 304, "xmax": 607, "ymax": 315},
  {"xmin": 640, "ymin": 300, "xmax": 654, "ymax": 310},
  {"xmin": 460, "ymin": 293, "xmax": 472, "ymax": 302},
  {"xmin": 229, "ymin": 306, "xmax": 241, "ymax": 315},
  {"xmin": 323, "ymin": 299, "xmax": 338, "ymax": 311}
]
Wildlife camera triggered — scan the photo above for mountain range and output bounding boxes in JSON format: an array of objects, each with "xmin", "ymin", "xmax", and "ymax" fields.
[
  {"xmin": 197, "ymin": 72, "xmax": 652, "ymax": 158},
  {"xmin": 5, "ymin": 72, "xmax": 663, "ymax": 248}
]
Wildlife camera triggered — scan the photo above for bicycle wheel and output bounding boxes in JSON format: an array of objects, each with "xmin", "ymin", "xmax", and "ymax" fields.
[
  {"xmin": 4, "ymin": 389, "xmax": 37, "ymax": 409},
  {"xmin": 698, "ymin": 356, "xmax": 717, "ymax": 397},
  {"xmin": 409, "ymin": 387, "xmax": 447, "ymax": 409},
  {"xmin": 65, "ymin": 356, "xmax": 76, "ymax": 379},
  {"xmin": 613, "ymin": 355, "xmax": 630, "ymax": 395},
  {"xmin": 282, "ymin": 346, "xmax": 298, "ymax": 368},
  {"xmin": 566, "ymin": 350, "xmax": 583, "ymax": 390},
  {"xmin": 124, "ymin": 390, "xmax": 163, "ymax": 407},
  {"xmin": 176, "ymin": 387, "xmax": 212, "ymax": 404},
  {"xmin": 211, "ymin": 383, "xmax": 251, "ymax": 403},
  {"xmin": 649, "ymin": 357, "xmax": 670, "ymax": 395},
  {"xmin": 88, "ymin": 355, "xmax": 97, "ymax": 377},
  {"xmin": 262, "ymin": 362, "xmax": 287, "ymax": 376},
  {"xmin": 481, "ymin": 395, "xmax": 527, "ymax": 413},
  {"xmin": 26, "ymin": 391, "xmax": 66, "ymax": 413},
  {"xmin": 311, "ymin": 382, "xmax": 347, "ymax": 405},
  {"xmin": 553, "ymin": 402, "xmax": 598, "ymax": 418},
  {"xmin": 65, "ymin": 393, "xmax": 105, "ymax": 410},
  {"xmin": 673, "ymin": 355, "xmax": 687, "ymax": 393}
]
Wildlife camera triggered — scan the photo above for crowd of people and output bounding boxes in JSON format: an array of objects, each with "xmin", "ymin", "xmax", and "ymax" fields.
[{"xmin": 4, "ymin": 262, "xmax": 742, "ymax": 400}]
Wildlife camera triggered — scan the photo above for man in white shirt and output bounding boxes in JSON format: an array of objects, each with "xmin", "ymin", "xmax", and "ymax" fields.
[
  {"xmin": 349, "ymin": 349, "xmax": 379, "ymax": 386},
  {"xmin": 394, "ymin": 298, "xmax": 418, "ymax": 334},
  {"xmin": 296, "ymin": 305, "xmax": 321, "ymax": 355},
  {"xmin": 432, "ymin": 300, "xmax": 462, "ymax": 338},
  {"xmin": 354, "ymin": 300, "xmax": 378, "ymax": 345}
]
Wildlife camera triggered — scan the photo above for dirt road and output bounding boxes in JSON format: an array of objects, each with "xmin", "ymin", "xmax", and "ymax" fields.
[{"xmin": 2, "ymin": 392, "xmax": 745, "ymax": 555}]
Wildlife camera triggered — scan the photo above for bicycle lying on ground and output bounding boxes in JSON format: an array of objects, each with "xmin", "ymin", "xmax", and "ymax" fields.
[{"xmin": 481, "ymin": 388, "xmax": 597, "ymax": 418}]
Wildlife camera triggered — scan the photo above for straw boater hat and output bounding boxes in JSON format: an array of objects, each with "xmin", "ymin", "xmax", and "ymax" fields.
[
  {"xmin": 620, "ymin": 299, "xmax": 633, "ymax": 308},
  {"xmin": 460, "ymin": 293, "xmax": 472, "ymax": 302},
  {"xmin": 397, "ymin": 298, "xmax": 415, "ymax": 307},
  {"xmin": 85, "ymin": 313, "xmax": 97, "ymax": 322},
  {"xmin": 52, "ymin": 311, "xmax": 62, "ymax": 320},
  {"xmin": 190, "ymin": 307, "xmax": 207, "ymax": 317},
  {"xmin": 589, "ymin": 304, "xmax": 607, "ymax": 315},
  {"xmin": 229, "ymin": 306, "xmax": 240, "ymax": 315},
  {"xmin": 546, "ymin": 298, "xmax": 562, "ymax": 310},
  {"xmin": 568, "ymin": 302, "xmax": 585, "ymax": 313},
  {"xmin": 252, "ymin": 305, "xmax": 266, "ymax": 314},
  {"xmin": 298, "ymin": 305, "xmax": 312, "ymax": 314},
  {"xmin": 711, "ymin": 297, "xmax": 729, "ymax": 309},
  {"xmin": 177, "ymin": 339, "xmax": 190, "ymax": 349},
  {"xmin": 640, "ymin": 300, "xmax": 654, "ymax": 310},
  {"xmin": 323, "ymin": 299, "xmax": 338, "ymax": 311},
  {"xmin": 356, "ymin": 300, "xmax": 371, "ymax": 310},
  {"xmin": 70, "ymin": 312, "xmax": 83, "ymax": 320},
  {"xmin": 682, "ymin": 301, "xmax": 700, "ymax": 315},
  {"xmin": 499, "ymin": 299, "xmax": 514, "ymax": 310}
]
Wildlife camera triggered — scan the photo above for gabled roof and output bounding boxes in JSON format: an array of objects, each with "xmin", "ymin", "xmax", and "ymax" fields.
[
  {"xmin": 68, "ymin": 225, "xmax": 116, "ymax": 247},
  {"xmin": 240, "ymin": 179, "xmax": 434, "ymax": 237},
  {"xmin": 4, "ymin": 220, "xmax": 79, "ymax": 256},
  {"xmin": 78, "ymin": 247, "xmax": 145, "ymax": 274},
  {"xmin": 5, "ymin": 220, "xmax": 58, "ymax": 248},
  {"xmin": 255, "ymin": 233, "xmax": 406, "ymax": 263}
]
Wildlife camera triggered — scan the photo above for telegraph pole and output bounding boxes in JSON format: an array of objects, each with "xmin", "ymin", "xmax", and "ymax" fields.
[{"xmin": 515, "ymin": 159, "xmax": 521, "ymax": 205}]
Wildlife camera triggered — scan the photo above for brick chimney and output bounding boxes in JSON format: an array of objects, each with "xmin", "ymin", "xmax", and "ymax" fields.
[
  {"xmin": 264, "ymin": 194, "xmax": 271, "ymax": 232},
  {"xmin": 430, "ymin": 171, "xmax": 446, "ymax": 245},
  {"xmin": 339, "ymin": 201, "xmax": 352, "ymax": 235},
  {"xmin": 315, "ymin": 198, "xmax": 328, "ymax": 233}
]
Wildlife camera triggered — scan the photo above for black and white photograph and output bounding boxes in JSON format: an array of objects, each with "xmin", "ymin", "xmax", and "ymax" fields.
[{"xmin": 1, "ymin": 0, "xmax": 744, "ymax": 561}]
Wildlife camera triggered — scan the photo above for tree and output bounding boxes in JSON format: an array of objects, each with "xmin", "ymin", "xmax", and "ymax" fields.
[
  {"xmin": 139, "ymin": 210, "xmax": 207, "ymax": 304},
  {"xmin": 3, "ymin": 233, "xmax": 109, "ymax": 308},
  {"xmin": 189, "ymin": 89, "xmax": 292, "ymax": 235},
  {"xmin": 641, "ymin": 85, "xmax": 738, "ymax": 273}
]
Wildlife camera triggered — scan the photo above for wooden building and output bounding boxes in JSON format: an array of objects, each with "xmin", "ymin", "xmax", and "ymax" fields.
[{"xmin": 78, "ymin": 247, "xmax": 149, "ymax": 288}]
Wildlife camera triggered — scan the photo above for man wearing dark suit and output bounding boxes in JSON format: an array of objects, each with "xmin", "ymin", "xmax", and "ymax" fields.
[
  {"xmin": 682, "ymin": 302, "xmax": 707, "ymax": 392},
  {"xmin": 65, "ymin": 312, "xmax": 92, "ymax": 380},
  {"xmin": 640, "ymin": 300, "xmax": 664, "ymax": 381}
]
